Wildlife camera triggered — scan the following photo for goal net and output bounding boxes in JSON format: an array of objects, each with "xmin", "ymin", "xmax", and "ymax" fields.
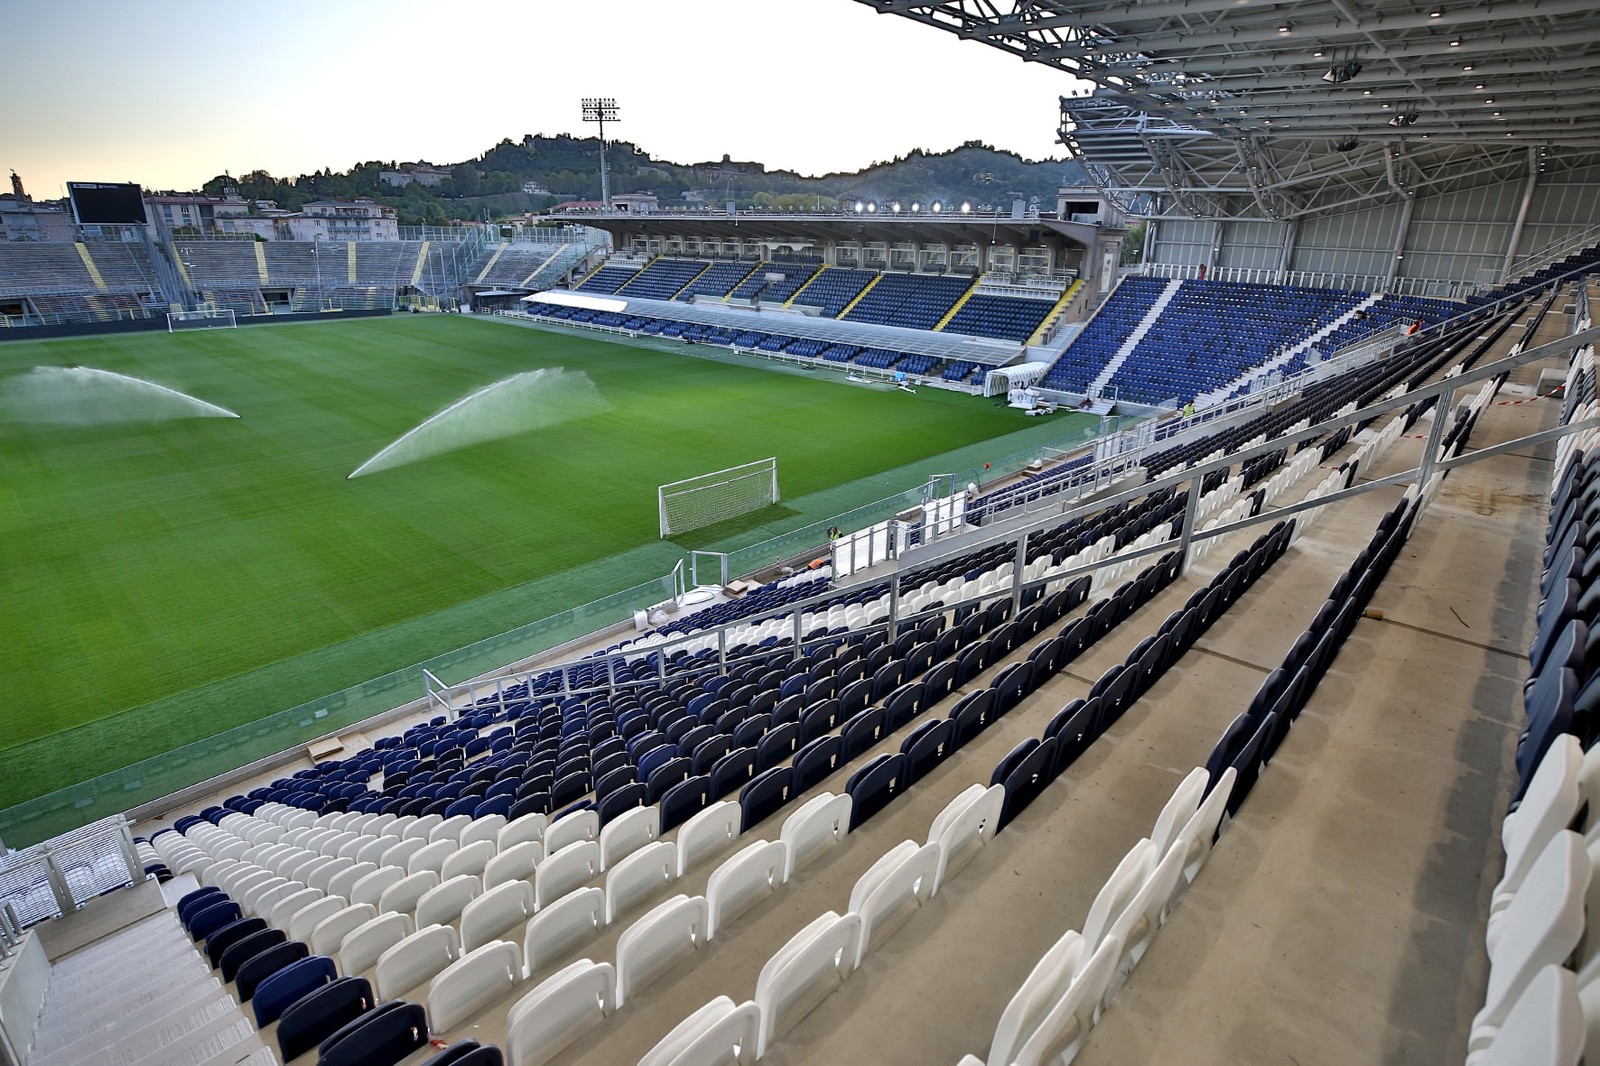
[
  {"xmin": 168, "ymin": 308, "xmax": 237, "ymax": 332},
  {"xmin": 659, "ymin": 457, "xmax": 779, "ymax": 537}
]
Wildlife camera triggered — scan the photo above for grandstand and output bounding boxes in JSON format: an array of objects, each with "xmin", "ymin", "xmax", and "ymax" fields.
[{"xmin": 1, "ymin": 0, "xmax": 1599, "ymax": 1061}]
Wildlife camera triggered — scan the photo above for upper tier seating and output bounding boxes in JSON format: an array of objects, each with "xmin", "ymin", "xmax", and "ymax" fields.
[
  {"xmin": 1308, "ymin": 293, "xmax": 1465, "ymax": 366},
  {"xmin": 574, "ymin": 265, "xmax": 640, "ymax": 295},
  {"xmin": 792, "ymin": 268, "xmax": 878, "ymax": 317},
  {"xmin": 727, "ymin": 258, "xmax": 825, "ymax": 304},
  {"xmin": 676, "ymin": 260, "xmax": 761, "ymax": 300},
  {"xmin": 1042, "ymin": 276, "xmax": 1466, "ymax": 404},
  {"xmin": 1469, "ymin": 243, "xmax": 1600, "ymax": 308},
  {"xmin": 942, "ymin": 294, "xmax": 1056, "ymax": 342},
  {"xmin": 843, "ymin": 273, "xmax": 973, "ymax": 331},
  {"xmin": 618, "ymin": 259, "xmax": 710, "ymax": 301},
  {"xmin": 176, "ymin": 242, "xmax": 259, "ymax": 288},
  {"xmin": 0, "ymin": 241, "xmax": 158, "ymax": 296},
  {"xmin": 474, "ymin": 243, "xmax": 573, "ymax": 289}
]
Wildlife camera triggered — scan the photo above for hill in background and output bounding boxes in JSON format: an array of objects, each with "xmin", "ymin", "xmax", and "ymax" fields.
[{"xmin": 193, "ymin": 136, "xmax": 1084, "ymax": 227}]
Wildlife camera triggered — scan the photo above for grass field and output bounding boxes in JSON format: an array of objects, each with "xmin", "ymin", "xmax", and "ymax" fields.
[{"xmin": 0, "ymin": 314, "xmax": 1096, "ymax": 816}]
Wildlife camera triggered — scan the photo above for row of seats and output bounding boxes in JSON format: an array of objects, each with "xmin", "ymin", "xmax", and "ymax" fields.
[
  {"xmin": 1464, "ymin": 298, "xmax": 1600, "ymax": 1065},
  {"xmin": 1469, "ymin": 245, "xmax": 1600, "ymax": 309},
  {"xmin": 981, "ymin": 403, "xmax": 1448, "ymax": 1065}
]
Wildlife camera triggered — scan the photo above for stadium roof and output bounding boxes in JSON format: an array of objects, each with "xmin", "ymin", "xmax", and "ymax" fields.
[{"xmin": 855, "ymin": 0, "xmax": 1600, "ymax": 219}]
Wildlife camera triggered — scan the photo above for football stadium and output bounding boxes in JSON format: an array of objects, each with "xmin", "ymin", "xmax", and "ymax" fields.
[{"xmin": 1, "ymin": 1, "xmax": 1598, "ymax": 1063}]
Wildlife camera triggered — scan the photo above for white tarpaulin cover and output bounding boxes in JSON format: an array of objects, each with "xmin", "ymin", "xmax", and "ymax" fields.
[{"xmin": 985, "ymin": 361, "xmax": 1053, "ymax": 397}]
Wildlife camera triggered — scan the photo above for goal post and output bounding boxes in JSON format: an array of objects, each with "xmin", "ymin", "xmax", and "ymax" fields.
[
  {"xmin": 168, "ymin": 308, "xmax": 237, "ymax": 332},
  {"xmin": 659, "ymin": 457, "xmax": 779, "ymax": 538}
]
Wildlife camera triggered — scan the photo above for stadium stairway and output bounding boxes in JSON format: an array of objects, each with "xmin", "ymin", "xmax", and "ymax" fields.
[
  {"xmin": 1026, "ymin": 278, "xmax": 1087, "ymax": 349},
  {"xmin": 1086, "ymin": 277, "xmax": 1183, "ymax": 397},
  {"xmin": 73, "ymin": 243, "xmax": 109, "ymax": 292},
  {"xmin": 28, "ymin": 908, "xmax": 272, "ymax": 1066},
  {"xmin": 411, "ymin": 242, "xmax": 431, "ymax": 289}
]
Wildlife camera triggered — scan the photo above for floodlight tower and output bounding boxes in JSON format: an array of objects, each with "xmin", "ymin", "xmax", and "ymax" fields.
[{"xmin": 581, "ymin": 97, "xmax": 620, "ymax": 209}]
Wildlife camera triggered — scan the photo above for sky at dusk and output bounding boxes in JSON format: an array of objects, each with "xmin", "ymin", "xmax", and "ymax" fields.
[{"xmin": 4, "ymin": 0, "xmax": 1090, "ymax": 198}]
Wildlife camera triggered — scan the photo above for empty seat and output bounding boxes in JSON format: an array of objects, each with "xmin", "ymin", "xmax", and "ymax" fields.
[
  {"xmin": 275, "ymin": 975, "xmax": 375, "ymax": 1061},
  {"xmin": 754, "ymin": 911, "xmax": 863, "ymax": 1058},
  {"xmin": 415, "ymin": 874, "xmax": 482, "ymax": 930},
  {"xmin": 706, "ymin": 839, "xmax": 789, "ymax": 937},
  {"xmin": 505, "ymin": 958, "xmax": 617, "ymax": 1066},
  {"xmin": 616, "ymin": 894, "xmax": 711, "ymax": 1006},
  {"xmin": 426, "ymin": 939, "xmax": 523, "ymax": 1032},
  {"xmin": 253, "ymin": 953, "xmax": 337, "ymax": 1026},
  {"xmin": 524, "ymin": 887, "xmax": 606, "ymax": 977},
  {"xmin": 317, "ymin": 999, "xmax": 430, "ymax": 1066},
  {"xmin": 375, "ymin": 923, "xmax": 461, "ymax": 1000},
  {"xmin": 340, "ymin": 912, "xmax": 414, "ymax": 977},
  {"xmin": 637, "ymin": 995, "xmax": 761, "ymax": 1066},
  {"xmin": 462, "ymin": 879, "xmax": 536, "ymax": 953}
]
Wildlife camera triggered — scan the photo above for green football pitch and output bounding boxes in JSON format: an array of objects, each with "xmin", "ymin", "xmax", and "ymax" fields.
[{"xmin": 0, "ymin": 314, "xmax": 1096, "ymax": 815}]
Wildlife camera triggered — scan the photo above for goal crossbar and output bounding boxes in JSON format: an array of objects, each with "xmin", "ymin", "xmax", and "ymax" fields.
[{"xmin": 659, "ymin": 457, "xmax": 779, "ymax": 538}]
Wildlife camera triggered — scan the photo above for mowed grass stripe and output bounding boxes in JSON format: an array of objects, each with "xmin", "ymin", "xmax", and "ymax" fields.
[{"xmin": 0, "ymin": 314, "xmax": 1080, "ymax": 807}]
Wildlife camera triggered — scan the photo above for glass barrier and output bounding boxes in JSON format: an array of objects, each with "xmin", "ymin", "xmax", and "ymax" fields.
[
  {"xmin": 415, "ymin": 572, "xmax": 680, "ymax": 687},
  {"xmin": 0, "ymin": 572, "xmax": 679, "ymax": 849}
]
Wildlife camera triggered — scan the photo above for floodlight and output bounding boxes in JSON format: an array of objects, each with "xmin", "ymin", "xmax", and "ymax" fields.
[
  {"xmin": 910, "ymin": 201, "xmax": 921, "ymax": 213},
  {"xmin": 855, "ymin": 201, "xmax": 865, "ymax": 213},
  {"xmin": 931, "ymin": 201, "xmax": 942, "ymax": 213},
  {"xmin": 1322, "ymin": 60, "xmax": 1363, "ymax": 84},
  {"xmin": 961, "ymin": 202, "xmax": 971, "ymax": 213}
]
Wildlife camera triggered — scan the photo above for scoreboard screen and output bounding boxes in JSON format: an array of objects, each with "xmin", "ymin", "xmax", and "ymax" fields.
[{"xmin": 67, "ymin": 182, "xmax": 148, "ymax": 225}]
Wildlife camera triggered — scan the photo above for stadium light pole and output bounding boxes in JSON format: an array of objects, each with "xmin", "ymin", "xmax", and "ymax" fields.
[{"xmin": 581, "ymin": 97, "xmax": 619, "ymax": 209}]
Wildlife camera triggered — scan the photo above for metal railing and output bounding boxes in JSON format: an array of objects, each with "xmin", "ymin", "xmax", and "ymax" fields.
[
  {"xmin": 1140, "ymin": 261, "xmax": 1476, "ymax": 300},
  {"xmin": 0, "ymin": 817, "xmax": 141, "ymax": 927},
  {"xmin": 1507, "ymin": 222, "xmax": 1600, "ymax": 285}
]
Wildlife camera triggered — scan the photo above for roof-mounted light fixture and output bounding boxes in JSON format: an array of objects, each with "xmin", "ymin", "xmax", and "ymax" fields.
[{"xmin": 1323, "ymin": 59, "xmax": 1364, "ymax": 84}]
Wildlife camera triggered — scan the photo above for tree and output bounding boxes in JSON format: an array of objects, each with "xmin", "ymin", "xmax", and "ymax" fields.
[
  {"xmin": 450, "ymin": 164, "xmax": 481, "ymax": 197},
  {"xmin": 1121, "ymin": 221, "xmax": 1146, "ymax": 266}
]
